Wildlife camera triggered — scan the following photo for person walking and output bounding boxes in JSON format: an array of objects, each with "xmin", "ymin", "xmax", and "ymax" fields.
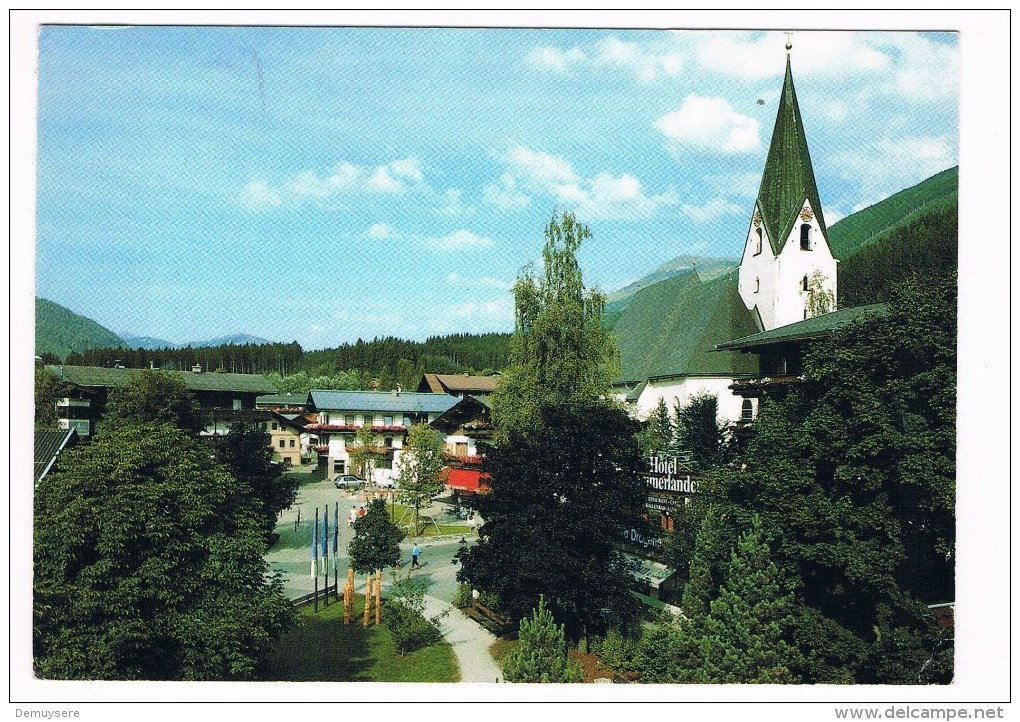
[
  {"xmin": 411, "ymin": 543, "xmax": 421, "ymax": 569},
  {"xmin": 348, "ymin": 506, "xmax": 357, "ymax": 529}
]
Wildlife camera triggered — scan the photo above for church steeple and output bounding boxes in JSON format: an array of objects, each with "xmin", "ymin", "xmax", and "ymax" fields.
[
  {"xmin": 738, "ymin": 46, "xmax": 838, "ymax": 332},
  {"xmin": 755, "ymin": 55, "xmax": 827, "ymax": 255}
]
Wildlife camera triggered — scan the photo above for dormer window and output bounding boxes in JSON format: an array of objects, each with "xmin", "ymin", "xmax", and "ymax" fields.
[
  {"xmin": 754, "ymin": 228, "xmax": 763, "ymax": 255},
  {"xmin": 800, "ymin": 224, "xmax": 812, "ymax": 250}
]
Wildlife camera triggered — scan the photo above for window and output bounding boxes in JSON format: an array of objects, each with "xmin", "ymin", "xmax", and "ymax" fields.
[
  {"xmin": 232, "ymin": 398, "xmax": 242, "ymax": 411},
  {"xmin": 741, "ymin": 399, "xmax": 753, "ymax": 422},
  {"xmin": 455, "ymin": 442, "xmax": 468, "ymax": 456},
  {"xmin": 279, "ymin": 439, "xmax": 286, "ymax": 449},
  {"xmin": 802, "ymin": 275, "xmax": 809, "ymax": 292},
  {"xmin": 384, "ymin": 415, "xmax": 393, "ymax": 426},
  {"xmin": 800, "ymin": 224, "xmax": 812, "ymax": 250},
  {"xmin": 289, "ymin": 439, "xmax": 295, "ymax": 448},
  {"xmin": 753, "ymin": 277, "xmax": 760, "ymax": 293},
  {"xmin": 384, "ymin": 437, "xmax": 393, "ymax": 448},
  {"xmin": 346, "ymin": 415, "xmax": 356, "ymax": 426},
  {"xmin": 271, "ymin": 422, "xmax": 278, "ymax": 431},
  {"xmin": 754, "ymin": 227, "xmax": 763, "ymax": 255}
]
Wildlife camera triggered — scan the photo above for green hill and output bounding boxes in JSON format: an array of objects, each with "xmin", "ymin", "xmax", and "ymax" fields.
[
  {"xmin": 35, "ymin": 298, "xmax": 125, "ymax": 361},
  {"xmin": 828, "ymin": 166, "xmax": 958, "ymax": 261}
]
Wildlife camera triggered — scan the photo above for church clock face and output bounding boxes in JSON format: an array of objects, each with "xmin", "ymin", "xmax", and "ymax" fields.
[
  {"xmin": 800, "ymin": 207, "xmax": 814, "ymax": 222},
  {"xmin": 753, "ymin": 211, "xmax": 762, "ymax": 227}
]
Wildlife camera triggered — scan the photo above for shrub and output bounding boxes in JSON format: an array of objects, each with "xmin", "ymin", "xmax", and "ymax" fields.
[{"xmin": 383, "ymin": 578, "xmax": 445, "ymax": 657}]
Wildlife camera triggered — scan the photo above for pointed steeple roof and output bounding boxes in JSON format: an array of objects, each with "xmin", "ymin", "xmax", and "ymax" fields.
[{"xmin": 755, "ymin": 55, "xmax": 827, "ymax": 255}]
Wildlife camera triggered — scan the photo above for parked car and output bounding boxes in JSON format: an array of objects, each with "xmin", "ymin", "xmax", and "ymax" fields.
[{"xmin": 333, "ymin": 474, "xmax": 366, "ymax": 489}]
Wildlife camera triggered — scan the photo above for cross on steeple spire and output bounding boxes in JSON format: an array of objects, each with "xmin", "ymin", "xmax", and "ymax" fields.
[{"xmin": 784, "ymin": 31, "xmax": 793, "ymax": 52}]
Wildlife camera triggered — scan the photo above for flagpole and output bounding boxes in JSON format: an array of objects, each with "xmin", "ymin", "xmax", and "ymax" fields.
[
  {"xmin": 314, "ymin": 507, "xmax": 319, "ymax": 613},
  {"xmin": 323, "ymin": 505, "xmax": 329, "ymax": 608},
  {"xmin": 333, "ymin": 500, "xmax": 340, "ymax": 601}
]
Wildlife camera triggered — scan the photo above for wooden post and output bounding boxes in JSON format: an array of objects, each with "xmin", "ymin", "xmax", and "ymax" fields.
[
  {"xmin": 375, "ymin": 569, "xmax": 382, "ymax": 625},
  {"xmin": 363, "ymin": 576, "xmax": 372, "ymax": 627}
]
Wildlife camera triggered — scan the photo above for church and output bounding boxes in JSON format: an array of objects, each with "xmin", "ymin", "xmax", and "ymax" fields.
[{"xmin": 610, "ymin": 49, "xmax": 840, "ymax": 426}]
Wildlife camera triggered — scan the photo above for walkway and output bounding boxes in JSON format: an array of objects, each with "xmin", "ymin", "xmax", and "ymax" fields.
[{"xmin": 265, "ymin": 472, "xmax": 502, "ymax": 682}]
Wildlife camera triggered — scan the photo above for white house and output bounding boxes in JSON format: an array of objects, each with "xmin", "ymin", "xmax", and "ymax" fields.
[{"xmin": 305, "ymin": 389, "xmax": 458, "ymax": 484}]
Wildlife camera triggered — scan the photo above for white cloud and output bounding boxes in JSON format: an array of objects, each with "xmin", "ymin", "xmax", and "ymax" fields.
[
  {"xmin": 831, "ymin": 134, "xmax": 956, "ymax": 204},
  {"xmin": 655, "ymin": 96, "xmax": 760, "ymax": 154},
  {"xmin": 447, "ymin": 299, "xmax": 513, "ymax": 320},
  {"xmin": 485, "ymin": 145, "xmax": 677, "ymax": 220},
  {"xmin": 525, "ymin": 45, "xmax": 586, "ymax": 73},
  {"xmin": 594, "ymin": 36, "xmax": 682, "ymax": 83},
  {"xmin": 422, "ymin": 229, "xmax": 495, "ymax": 252},
  {"xmin": 366, "ymin": 223, "xmax": 397, "ymax": 239},
  {"xmin": 680, "ymin": 198, "xmax": 742, "ymax": 224},
  {"xmin": 433, "ymin": 188, "xmax": 474, "ymax": 217},
  {"xmin": 527, "ymin": 36, "xmax": 682, "ymax": 83},
  {"xmin": 239, "ymin": 180, "xmax": 282, "ymax": 209},
  {"xmin": 695, "ymin": 31, "xmax": 891, "ymax": 81},
  {"xmin": 823, "ymin": 207, "xmax": 846, "ymax": 225},
  {"xmin": 243, "ymin": 156, "xmax": 427, "ymax": 208},
  {"xmin": 483, "ymin": 173, "xmax": 531, "ymax": 209}
]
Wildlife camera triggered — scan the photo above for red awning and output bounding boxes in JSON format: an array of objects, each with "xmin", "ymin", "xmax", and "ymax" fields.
[{"xmin": 444, "ymin": 467, "xmax": 489, "ymax": 492}]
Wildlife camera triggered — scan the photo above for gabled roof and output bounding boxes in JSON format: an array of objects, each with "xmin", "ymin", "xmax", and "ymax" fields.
[
  {"xmin": 48, "ymin": 365, "xmax": 278, "ymax": 395},
  {"xmin": 611, "ymin": 271, "xmax": 761, "ymax": 384},
  {"xmin": 34, "ymin": 428, "xmax": 77, "ymax": 484},
  {"xmin": 417, "ymin": 373, "xmax": 499, "ymax": 395},
  {"xmin": 309, "ymin": 389, "xmax": 459, "ymax": 415},
  {"xmin": 756, "ymin": 55, "xmax": 827, "ymax": 255},
  {"xmin": 715, "ymin": 303, "xmax": 888, "ymax": 351}
]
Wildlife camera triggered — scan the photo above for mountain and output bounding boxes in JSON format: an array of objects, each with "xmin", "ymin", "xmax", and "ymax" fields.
[
  {"xmin": 827, "ymin": 166, "xmax": 958, "ymax": 261},
  {"xmin": 120, "ymin": 333, "xmax": 274, "ymax": 350},
  {"xmin": 120, "ymin": 334, "xmax": 177, "ymax": 350},
  {"xmin": 35, "ymin": 298, "xmax": 125, "ymax": 360}
]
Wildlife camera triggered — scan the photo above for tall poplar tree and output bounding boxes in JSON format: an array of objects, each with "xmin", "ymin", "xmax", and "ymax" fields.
[{"xmin": 490, "ymin": 211, "xmax": 618, "ymax": 440}]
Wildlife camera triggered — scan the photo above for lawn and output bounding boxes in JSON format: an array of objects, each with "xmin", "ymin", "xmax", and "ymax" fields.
[
  {"xmin": 387, "ymin": 503, "xmax": 472, "ymax": 538},
  {"xmin": 259, "ymin": 596, "xmax": 459, "ymax": 682}
]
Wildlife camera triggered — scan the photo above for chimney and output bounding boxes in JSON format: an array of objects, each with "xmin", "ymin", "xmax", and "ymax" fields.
[{"xmin": 192, "ymin": 364, "xmax": 203, "ymax": 373}]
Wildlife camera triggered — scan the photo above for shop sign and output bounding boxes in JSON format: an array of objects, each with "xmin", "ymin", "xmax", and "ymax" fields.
[
  {"xmin": 622, "ymin": 527, "xmax": 663, "ymax": 549},
  {"xmin": 644, "ymin": 456, "xmax": 701, "ymax": 494}
]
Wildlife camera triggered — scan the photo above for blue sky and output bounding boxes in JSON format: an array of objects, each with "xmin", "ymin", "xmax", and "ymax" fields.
[{"xmin": 34, "ymin": 26, "xmax": 959, "ymax": 349}]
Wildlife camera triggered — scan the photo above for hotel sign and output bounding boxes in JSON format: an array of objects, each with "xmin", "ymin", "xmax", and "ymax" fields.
[{"xmin": 643, "ymin": 456, "xmax": 702, "ymax": 495}]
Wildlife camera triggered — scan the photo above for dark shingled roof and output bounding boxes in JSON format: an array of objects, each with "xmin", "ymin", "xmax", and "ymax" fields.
[
  {"xmin": 48, "ymin": 365, "xmax": 278, "ymax": 395},
  {"xmin": 35, "ymin": 428, "xmax": 77, "ymax": 484},
  {"xmin": 715, "ymin": 303, "xmax": 888, "ymax": 351},
  {"xmin": 756, "ymin": 56, "xmax": 828, "ymax": 255},
  {"xmin": 612, "ymin": 271, "xmax": 761, "ymax": 384}
]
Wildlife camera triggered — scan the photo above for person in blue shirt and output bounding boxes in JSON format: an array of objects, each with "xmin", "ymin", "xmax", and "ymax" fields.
[{"xmin": 411, "ymin": 543, "xmax": 421, "ymax": 568}]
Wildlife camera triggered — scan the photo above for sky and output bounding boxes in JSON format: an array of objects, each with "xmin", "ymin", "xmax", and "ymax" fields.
[{"xmin": 32, "ymin": 24, "xmax": 960, "ymax": 350}]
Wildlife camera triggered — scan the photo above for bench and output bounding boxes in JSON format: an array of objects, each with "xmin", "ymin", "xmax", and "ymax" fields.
[{"xmin": 465, "ymin": 601, "xmax": 512, "ymax": 634}]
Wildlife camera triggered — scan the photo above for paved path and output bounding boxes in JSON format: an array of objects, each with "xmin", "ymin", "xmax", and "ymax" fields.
[{"xmin": 266, "ymin": 472, "xmax": 502, "ymax": 682}]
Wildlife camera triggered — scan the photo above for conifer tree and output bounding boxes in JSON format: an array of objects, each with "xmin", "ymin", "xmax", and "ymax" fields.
[
  {"xmin": 688, "ymin": 518, "xmax": 802, "ymax": 684},
  {"xmin": 502, "ymin": 596, "xmax": 583, "ymax": 683}
]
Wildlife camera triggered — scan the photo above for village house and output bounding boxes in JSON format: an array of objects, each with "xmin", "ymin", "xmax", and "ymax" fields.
[
  {"xmin": 304, "ymin": 389, "xmax": 458, "ymax": 485},
  {"xmin": 48, "ymin": 364, "xmax": 278, "ymax": 437}
]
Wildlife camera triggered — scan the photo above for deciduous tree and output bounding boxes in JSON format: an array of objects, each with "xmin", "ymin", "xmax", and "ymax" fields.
[
  {"xmin": 490, "ymin": 212, "xmax": 617, "ymax": 440},
  {"xmin": 33, "ymin": 423, "xmax": 292, "ymax": 680},
  {"xmin": 105, "ymin": 369, "xmax": 204, "ymax": 434},
  {"xmin": 395, "ymin": 424, "xmax": 447, "ymax": 535}
]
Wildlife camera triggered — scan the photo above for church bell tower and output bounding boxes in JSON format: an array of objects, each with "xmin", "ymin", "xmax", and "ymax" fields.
[{"xmin": 738, "ymin": 42, "xmax": 838, "ymax": 331}]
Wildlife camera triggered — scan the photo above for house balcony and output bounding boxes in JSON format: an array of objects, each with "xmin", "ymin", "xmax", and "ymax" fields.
[
  {"xmin": 729, "ymin": 375, "xmax": 805, "ymax": 398},
  {"xmin": 305, "ymin": 423, "xmax": 408, "ymax": 434}
]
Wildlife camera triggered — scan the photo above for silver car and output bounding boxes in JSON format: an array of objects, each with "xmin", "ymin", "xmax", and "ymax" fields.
[{"xmin": 333, "ymin": 474, "xmax": 366, "ymax": 489}]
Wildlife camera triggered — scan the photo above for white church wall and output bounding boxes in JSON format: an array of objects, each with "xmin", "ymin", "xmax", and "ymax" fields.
[
  {"xmin": 738, "ymin": 205, "xmax": 780, "ymax": 330},
  {"xmin": 635, "ymin": 377, "xmax": 753, "ymax": 426},
  {"xmin": 773, "ymin": 200, "xmax": 838, "ymax": 328}
]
